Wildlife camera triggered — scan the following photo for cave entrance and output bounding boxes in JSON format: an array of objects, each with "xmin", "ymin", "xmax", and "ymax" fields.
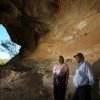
[{"xmin": 0, "ymin": 24, "xmax": 21, "ymax": 65}]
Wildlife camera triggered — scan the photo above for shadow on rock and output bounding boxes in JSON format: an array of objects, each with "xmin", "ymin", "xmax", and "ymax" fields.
[{"xmin": 91, "ymin": 58, "xmax": 100, "ymax": 100}]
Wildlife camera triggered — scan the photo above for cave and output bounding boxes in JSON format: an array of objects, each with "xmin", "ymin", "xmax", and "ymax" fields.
[{"xmin": 0, "ymin": 0, "xmax": 100, "ymax": 100}]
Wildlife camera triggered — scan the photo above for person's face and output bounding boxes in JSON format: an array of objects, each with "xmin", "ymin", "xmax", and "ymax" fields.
[
  {"xmin": 75, "ymin": 56, "xmax": 83, "ymax": 63},
  {"xmin": 58, "ymin": 56, "xmax": 63, "ymax": 64}
]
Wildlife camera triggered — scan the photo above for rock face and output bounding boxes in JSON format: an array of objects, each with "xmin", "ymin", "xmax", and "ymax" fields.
[
  {"xmin": 0, "ymin": 69, "xmax": 53, "ymax": 100},
  {"xmin": 0, "ymin": 0, "xmax": 100, "ymax": 59},
  {"xmin": 0, "ymin": 0, "xmax": 100, "ymax": 100}
]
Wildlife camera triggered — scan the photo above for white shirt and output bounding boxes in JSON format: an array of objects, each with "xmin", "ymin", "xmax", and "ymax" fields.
[
  {"xmin": 73, "ymin": 61, "xmax": 94, "ymax": 88},
  {"xmin": 53, "ymin": 63, "xmax": 68, "ymax": 76}
]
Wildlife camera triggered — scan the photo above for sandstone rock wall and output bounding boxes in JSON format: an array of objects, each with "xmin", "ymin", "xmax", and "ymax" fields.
[{"xmin": 0, "ymin": 0, "xmax": 100, "ymax": 100}]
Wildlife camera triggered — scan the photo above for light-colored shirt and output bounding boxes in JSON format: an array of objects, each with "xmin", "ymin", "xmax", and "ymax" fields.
[
  {"xmin": 73, "ymin": 61, "xmax": 94, "ymax": 88},
  {"xmin": 53, "ymin": 63, "xmax": 68, "ymax": 76}
]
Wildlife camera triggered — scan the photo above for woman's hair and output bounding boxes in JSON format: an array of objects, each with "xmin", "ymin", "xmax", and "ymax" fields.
[{"xmin": 59, "ymin": 55, "xmax": 64, "ymax": 63}]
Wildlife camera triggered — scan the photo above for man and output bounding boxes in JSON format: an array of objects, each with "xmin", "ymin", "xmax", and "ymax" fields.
[{"xmin": 72, "ymin": 53, "xmax": 94, "ymax": 100}]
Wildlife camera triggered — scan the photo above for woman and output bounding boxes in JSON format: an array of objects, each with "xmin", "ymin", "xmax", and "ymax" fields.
[{"xmin": 53, "ymin": 55, "xmax": 69, "ymax": 100}]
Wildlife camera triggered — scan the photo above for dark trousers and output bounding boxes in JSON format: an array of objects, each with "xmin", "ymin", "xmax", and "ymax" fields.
[
  {"xmin": 72, "ymin": 85, "xmax": 91, "ymax": 100},
  {"xmin": 53, "ymin": 84, "xmax": 66, "ymax": 100}
]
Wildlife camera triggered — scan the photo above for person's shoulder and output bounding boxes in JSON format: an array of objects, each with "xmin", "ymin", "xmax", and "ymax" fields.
[
  {"xmin": 80, "ymin": 61, "xmax": 88, "ymax": 67},
  {"xmin": 84, "ymin": 61, "xmax": 91, "ymax": 66},
  {"xmin": 63, "ymin": 63, "xmax": 69, "ymax": 68},
  {"xmin": 84, "ymin": 61, "xmax": 92, "ymax": 68}
]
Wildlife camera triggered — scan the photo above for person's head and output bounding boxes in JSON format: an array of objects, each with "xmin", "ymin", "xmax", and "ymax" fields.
[
  {"xmin": 74, "ymin": 53, "xmax": 84, "ymax": 63},
  {"xmin": 58, "ymin": 55, "xmax": 64, "ymax": 64}
]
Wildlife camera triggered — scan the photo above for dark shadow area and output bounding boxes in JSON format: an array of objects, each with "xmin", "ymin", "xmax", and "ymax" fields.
[{"xmin": 91, "ymin": 58, "xmax": 100, "ymax": 100}]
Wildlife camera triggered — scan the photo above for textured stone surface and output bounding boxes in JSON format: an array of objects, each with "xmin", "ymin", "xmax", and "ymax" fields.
[
  {"xmin": 0, "ymin": 0, "xmax": 100, "ymax": 100},
  {"xmin": 0, "ymin": 0, "xmax": 100, "ymax": 59}
]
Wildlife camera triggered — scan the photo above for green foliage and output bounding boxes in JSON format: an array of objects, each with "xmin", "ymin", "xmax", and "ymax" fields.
[{"xmin": 0, "ymin": 59, "xmax": 8, "ymax": 65}]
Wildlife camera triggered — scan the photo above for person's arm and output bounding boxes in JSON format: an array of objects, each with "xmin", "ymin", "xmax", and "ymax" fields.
[
  {"xmin": 53, "ymin": 66, "xmax": 55, "ymax": 74},
  {"xmin": 86, "ymin": 64, "xmax": 94, "ymax": 86},
  {"xmin": 66, "ymin": 68, "xmax": 69, "ymax": 81},
  {"xmin": 66, "ymin": 68, "xmax": 69, "ymax": 85}
]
